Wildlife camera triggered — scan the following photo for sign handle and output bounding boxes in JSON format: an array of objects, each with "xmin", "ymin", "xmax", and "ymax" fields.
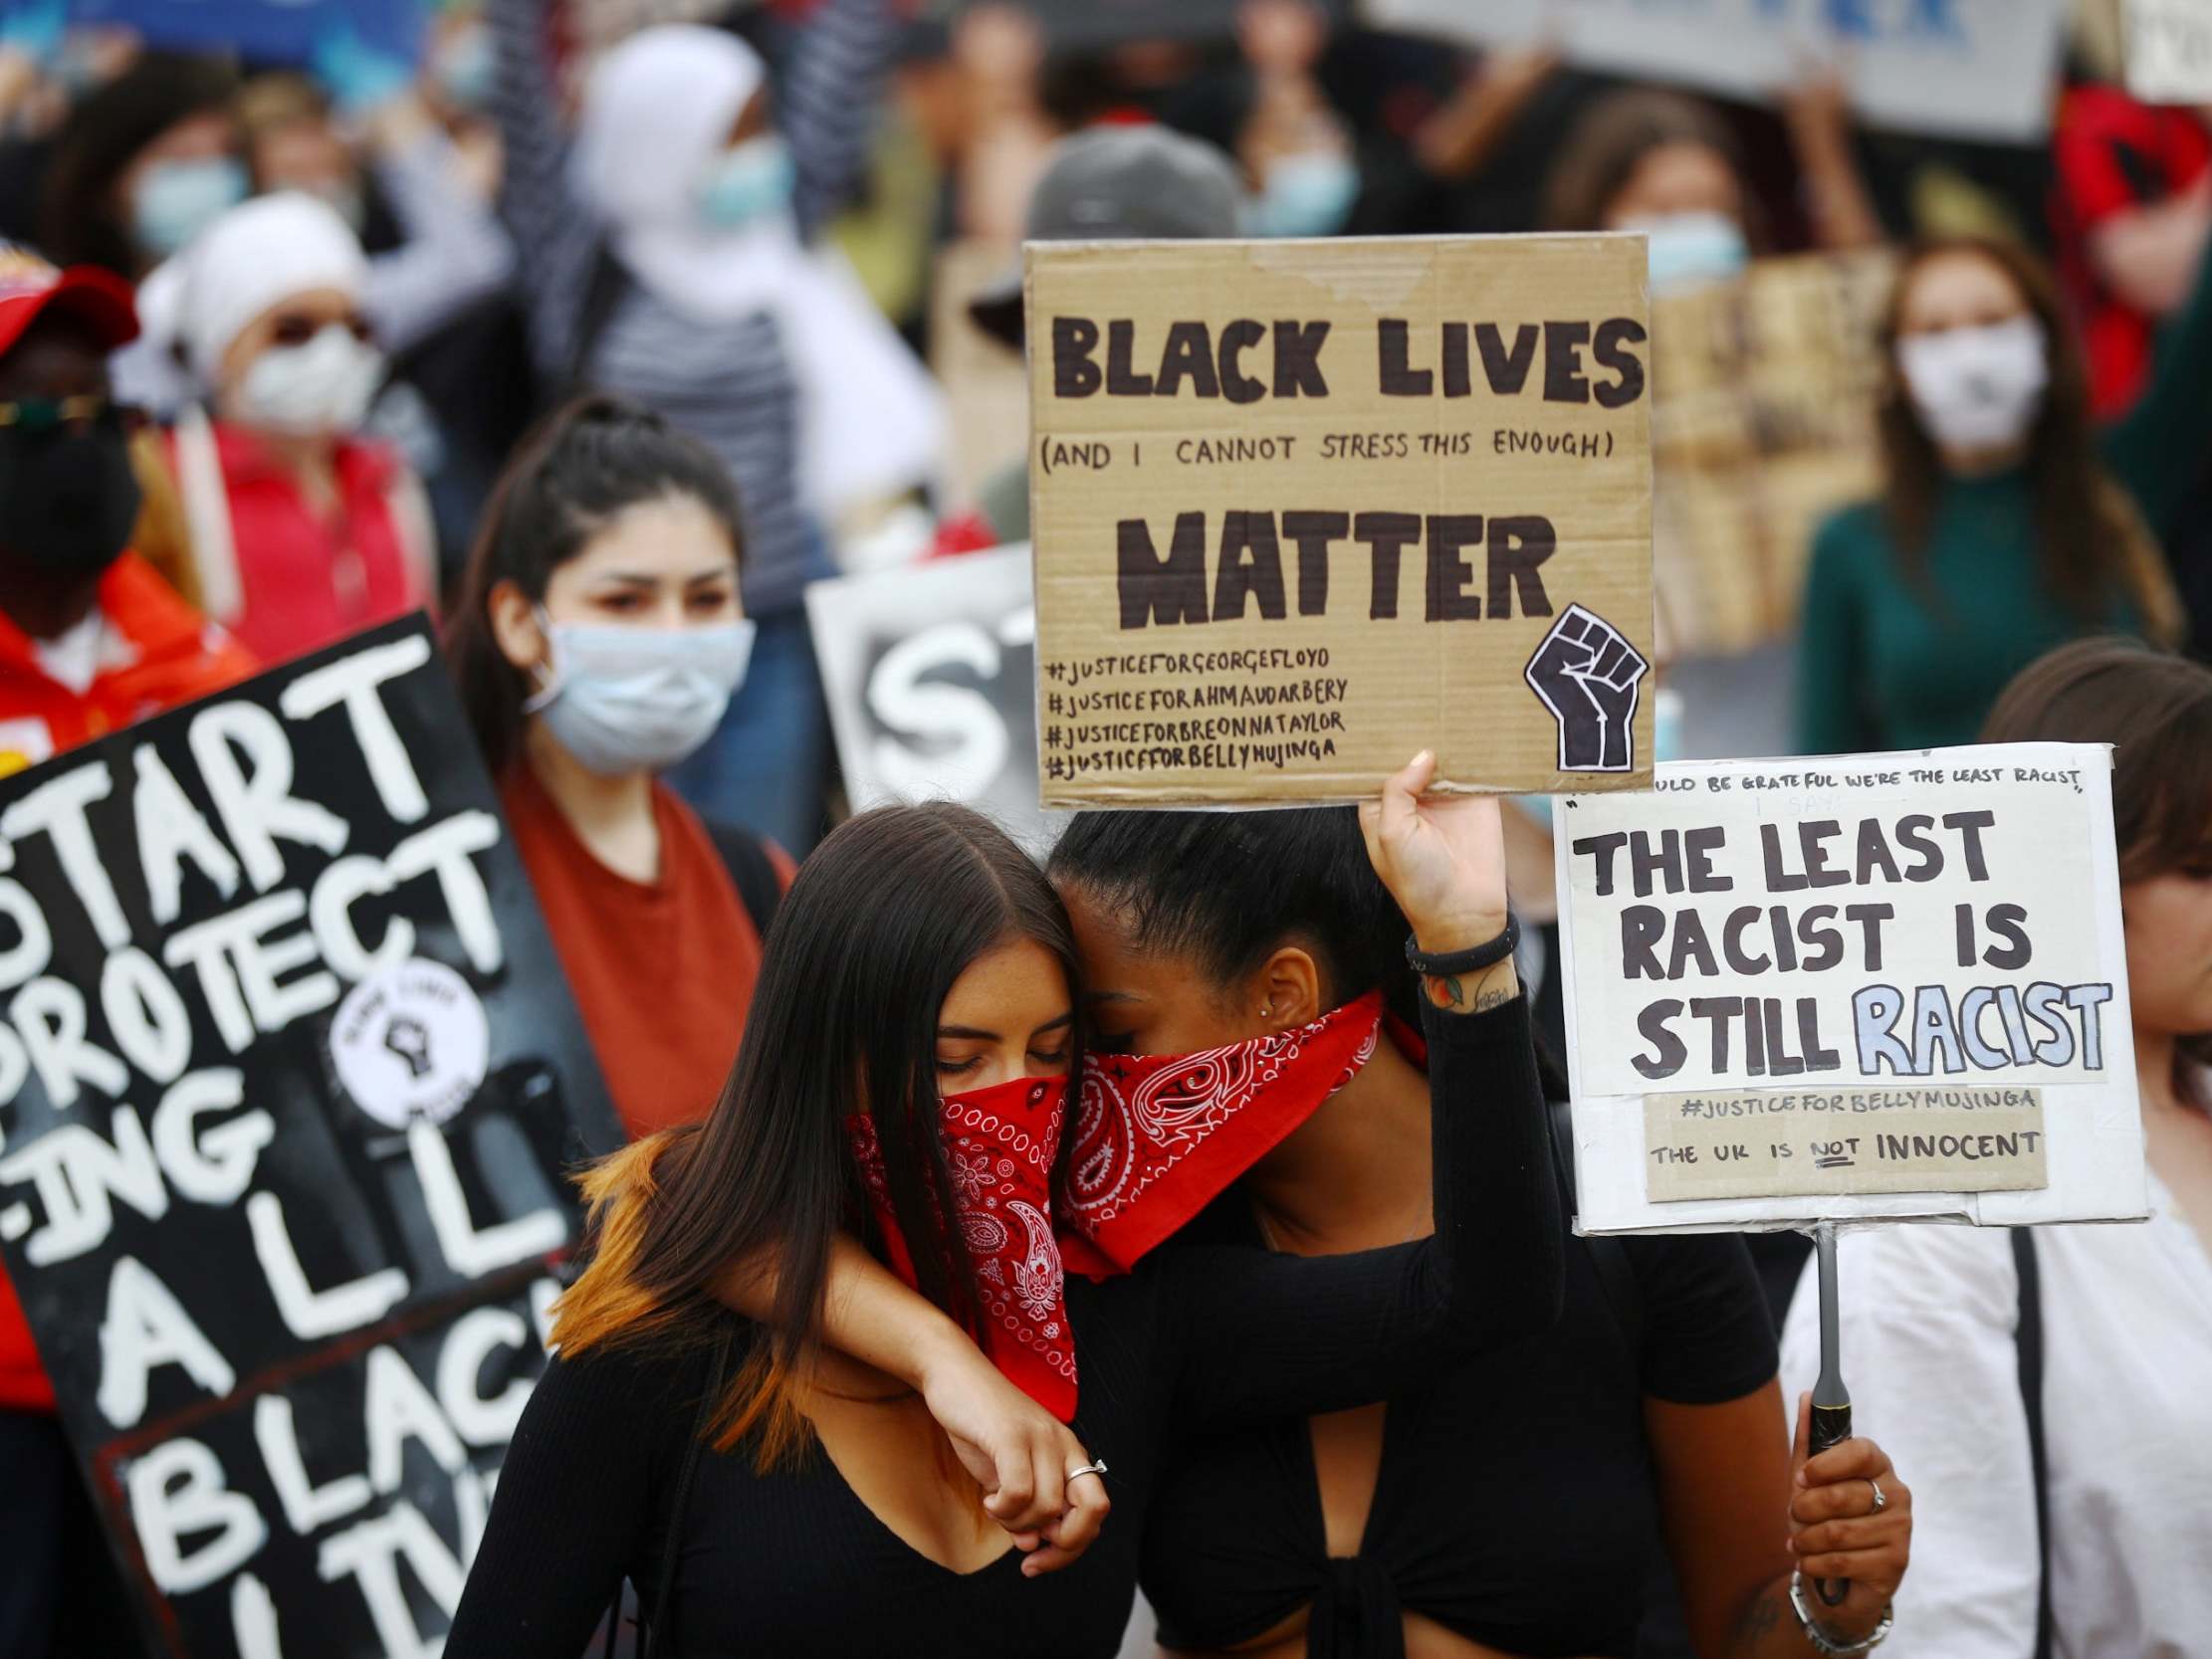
[{"xmin": 1810, "ymin": 1219, "xmax": 1853, "ymax": 1606}]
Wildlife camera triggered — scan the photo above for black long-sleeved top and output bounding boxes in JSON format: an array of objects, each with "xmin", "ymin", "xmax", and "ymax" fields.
[{"xmin": 445, "ymin": 994, "xmax": 1559, "ymax": 1659}]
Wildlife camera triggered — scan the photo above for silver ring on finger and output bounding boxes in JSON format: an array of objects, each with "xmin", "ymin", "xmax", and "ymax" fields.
[
  {"xmin": 1066, "ymin": 1460, "xmax": 1108, "ymax": 1488},
  {"xmin": 1869, "ymin": 1477, "xmax": 1886, "ymax": 1513}
]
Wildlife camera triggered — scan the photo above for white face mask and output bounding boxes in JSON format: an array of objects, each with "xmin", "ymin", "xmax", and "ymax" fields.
[
  {"xmin": 1895, "ymin": 316, "xmax": 2049, "ymax": 454},
  {"xmin": 233, "ymin": 324, "xmax": 386, "ymax": 438},
  {"xmin": 526, "ymin": 612, "xmax": 757, "ymax": 777}
]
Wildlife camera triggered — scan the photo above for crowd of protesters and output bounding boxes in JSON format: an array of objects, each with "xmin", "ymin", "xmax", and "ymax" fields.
[{"xmin": 0, "ymin": 1, "xmax": 2208, "ymax": 1656}]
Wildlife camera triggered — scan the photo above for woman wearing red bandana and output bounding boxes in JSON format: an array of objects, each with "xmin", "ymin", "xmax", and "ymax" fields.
[
  {"xmin": 448, "ymin": 754, "xmax": 1562, "ymax": 1658},
  {"xmin": 769, "ymin": 779, "xmax": 1917, "ymax": 1658}
]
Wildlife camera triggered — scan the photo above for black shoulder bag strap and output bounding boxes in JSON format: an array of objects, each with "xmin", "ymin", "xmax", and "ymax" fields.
[
  {"xmin": 616, "ymin": 1328, "xmax": 732, "ymax": 1659},
  {"xmin": 561, "ymin": 241, "xmax": 633, "ymax": 403},
  {"xmin": 707, "ymin": 820, "xmax": 784, "ymax": 941},
  {"xmin": 1547, "ymin": 1097, "xmax": 1645, "ymax": 1358},
  {"xmin": 2012, "ymin": 1226, "xmax": 2054, "ymax": 1659}
]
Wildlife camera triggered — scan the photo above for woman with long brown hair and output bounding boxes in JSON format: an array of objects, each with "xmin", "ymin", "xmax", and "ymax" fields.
[
  {"xmin": 446, "ymin": 764, "xmax": 1566, "ymax": 1657},
  {"xmin": 1784, "ymin": 636, "xmax": 2212, "ymax": 1655},
  {"xmin": 1793, "ymin": 237, "xmax": 2203, "ymax": 754}
]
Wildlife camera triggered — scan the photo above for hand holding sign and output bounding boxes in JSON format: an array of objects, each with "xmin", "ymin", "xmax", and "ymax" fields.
[
  {"xmin": 1525, "ymin": 604, "xmax": 1649, "ymax": 772},
  {"xmin": 1787, "ymin": 1391, "xmax": 1913, "ymax": 1646},
  {"xmin": 1358, "ymin": 751, "xmax": 1510, "ymax": 957}
]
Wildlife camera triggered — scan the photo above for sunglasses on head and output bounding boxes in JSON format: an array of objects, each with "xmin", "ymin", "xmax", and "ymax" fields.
[
  {"xmin": 0, "ymin": 394, "xmax": 147, "ymax": 438},
  {"xmin": 266, "ymin": 312, "xmax": 374, "ymax": 349}
]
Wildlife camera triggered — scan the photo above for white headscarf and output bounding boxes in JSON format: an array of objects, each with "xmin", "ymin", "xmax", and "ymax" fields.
[
  {"xmin": 570, "ymin": 26, "xmax": 943, "ymax": 516},
  {"xmin": 175, "ymin": 192, "xmax": 368, "ymax": 384}
]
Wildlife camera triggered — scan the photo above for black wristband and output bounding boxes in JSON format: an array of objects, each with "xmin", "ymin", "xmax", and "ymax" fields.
[{"xmin": 1405, "ymin": 915, "xmax": 1519, "ymax": 978}]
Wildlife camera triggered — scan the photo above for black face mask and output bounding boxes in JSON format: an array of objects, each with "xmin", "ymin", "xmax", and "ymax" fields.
[{"xmin": 0, "ymin": 419, "xmax": 143, "ymax": 582}]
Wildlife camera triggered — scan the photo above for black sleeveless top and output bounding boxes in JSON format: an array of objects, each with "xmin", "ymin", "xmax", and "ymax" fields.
[{"xmin": 1140, "ymin": 1171, "xmax": 1777, "ymax": 1657}]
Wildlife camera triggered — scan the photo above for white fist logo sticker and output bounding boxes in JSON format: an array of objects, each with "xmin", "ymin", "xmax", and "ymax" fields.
[{"xmin": 1524, "ymin": 605, "xmax": 1649, "ymax": 772}]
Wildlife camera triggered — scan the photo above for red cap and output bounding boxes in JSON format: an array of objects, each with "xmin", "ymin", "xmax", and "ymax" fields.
[{"xmin": 0, "ymin": 244, "xmax": 139, "ymax": 361}]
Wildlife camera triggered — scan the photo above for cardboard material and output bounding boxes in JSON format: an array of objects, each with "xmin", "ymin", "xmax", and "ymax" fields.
[
  {"xmin": 1651, "ymin": 252, "xmax": 1895, "ymax": 657},
  {"xmin": 2125, "ymin": 0, "xmax": 2212, "ymax": 104},
  {"xmin": 1643, "ymin": 1086, "xmax": 2048, "ymax": 1202},
  {"xmin": 0, "ymin": 618, "xmax": 621, "ymax": 1657},
  {"xmin": 1026, "ymin": 235, "xmax": 1655, "ymax": 806},
  {"xmin": 1367, "ymin": 0, "xmax": 2068, "ymax": 142},
  {"xmin": 931, "ymin": 241, "xmax": 1032, "ymax": 514},
  {"xmin": 808, "ymin": 546, "xmax": 1061, "ymax": 853},
  {"xmin": 1554, "ymin": 745, "xmax": 2147, "ymax": 1234}
]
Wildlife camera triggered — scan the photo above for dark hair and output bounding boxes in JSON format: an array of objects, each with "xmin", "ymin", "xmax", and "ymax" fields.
[
  {"xmin": 38, "ymin": 54, "xmax": 240, "ymax": 277},
  {"xmin": 443, "ymin": 394, "xmax": 746, "ymax": 773},
  {"xmin": 553, "ymin": 802, "xmax": 1082, "ymax": 1461},
  {"xmin": 1877, "ymin": 237, "xmax": 2180, "ymax": 640},
  {"xmin": 1984, "ymin": 637, "xmax": 2212, "ymax": 1067},
  {"xmin": 1541, "ymin": 88, "xmax": 1752, "ymax": 239},
  {"xmin": 1049, "ymin": 807, "xmax": 1421, "ymax": 1027}
]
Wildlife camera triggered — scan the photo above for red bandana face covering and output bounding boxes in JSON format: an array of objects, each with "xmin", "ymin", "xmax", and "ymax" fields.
[
  {"xmin": 1062, "ymin": 990, "xmax": 1390, "ymax": 1275},
  {"xmin": 845, "ymin": 996, "xmax": 1407, "ymax": 1421},
  {"xmin": 847, "ymin": 1073, "xmax": 1079, "ymax": 1421}
]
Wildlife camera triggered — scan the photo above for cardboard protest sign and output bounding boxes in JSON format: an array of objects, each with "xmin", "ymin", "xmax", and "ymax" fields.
[
  {"xmin": 0, "ymin": 617, "xmax": 621, "ymax": 1657},
  {"xmin": 2125, "ymin": 0, "xmax": 2212, "ymax": 103},
  {"xmin": 1026, "ymin": 235, "xmax": 1655, "ymax": 806},
  {"xmin": 66, "ymin": 0, "xmax": 424, "ymax": 67},
  {"xmin": 1651, "ymin": 251, "xmax": 1894, "ymax": 657},
  {"xmin": 1553, "ymin": 746, "xmax": 2147, "ymax": 1235},
  {"xmin": 1367, "ymin": 0, "xmax": 2068, "ymax": 142},
  {"xmin": 931, "ymin": 242, "xmax": 1031, "ymax": 514},
  {"xmin": 808, "ymin": 546, "xmax": 1061, "ymax": 852}
]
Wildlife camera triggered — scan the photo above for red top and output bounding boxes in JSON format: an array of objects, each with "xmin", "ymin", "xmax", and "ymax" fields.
[
  {"xmin": 172, "ymin": 424, "xmax": 430, "ymax": 669},
  {"xmin": 0, "ymin": 556, "xmax": 257, "ymax": 1411},
  {"xmin": 2052, "ymin": 85, "xmax": 2212, "ymax": 418},
  {"xmin": 501, "ymin": 762, "xmax": 790, "ymax": 1141}
]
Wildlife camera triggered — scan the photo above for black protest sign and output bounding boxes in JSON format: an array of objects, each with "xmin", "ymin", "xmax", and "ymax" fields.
[
  {"xmin": 807, "ymin": 546, "xmax": 1060, "ymax": 851},
  {"xmin": 0, "ymin": 615, "xmax": 621, "ymax": 1656}
]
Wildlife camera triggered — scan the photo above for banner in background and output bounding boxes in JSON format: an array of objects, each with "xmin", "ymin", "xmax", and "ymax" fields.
[
  {"xmin": 0, "ymin": 616, "xmax": 621, "ymax": 1657},
  {"xmin": 1367, "ymin": 0, "xmax": 2068, "ymax": 141},
  {"xmin": 67, "ymin": 0, "xmax": 424, "ymax": 67},
  {"xmin": 1026, "ymin": 234, "xmax": 1656, "ymax": 806},
  {"xmin": 2126, "ymin": 0, "xmax": 2212, "ymax": 104},
  {"xmin": 1651, "ymin": 251, "xmax": 1895, "ymax": 658},
  {"xmin": 990, "ymin": 0, "xmax": 1344, "ymax": 47},
  {"xmin": 809, "ymin": 546, "xmax": 1059, "ymax": 852},
  {"xmin": 1554, "ymin": 745, "xmax": 2146, "ymax": 1234}
]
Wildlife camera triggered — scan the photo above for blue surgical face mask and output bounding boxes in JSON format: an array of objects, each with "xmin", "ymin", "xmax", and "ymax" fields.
[
  {"xmin": 526, "ymin": 611, "xmax": 757, "ymax": 776},
  {"xmin": 1630, "ymin": 211, "xmax": 1750, "ymax": 296},
  {"xmin": 131, "ymin": 156, "xmax": 250, "ymax": 259},
  {"xmin": 1252, "ymin": 151, "xmax": 1361, "ymax": 239},
  {"xmin": 695, "ymin": 135, "xmax": 795, "ymax": 232}
]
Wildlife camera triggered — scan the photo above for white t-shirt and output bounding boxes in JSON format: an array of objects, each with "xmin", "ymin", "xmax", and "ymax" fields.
[{"xmin": 1779, "ymin": 1172, "xmax": 2212, "ymax": 1659}]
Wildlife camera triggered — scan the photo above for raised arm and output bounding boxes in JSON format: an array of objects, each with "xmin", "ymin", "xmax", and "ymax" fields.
[
  {"xmin": 1157, "ymin": 754, "xmax": 1563, "ymax": 1428},
  {"xmin": 780, "ymin": 0, "xmax": 901, "ymax": 241},
  {"xmin": 358, "ymin": 100, "xmax": 517, "ymax": 356},
  {"xmin": 488, "ymin": 0, "xmax": 598, "ymax": 380}
]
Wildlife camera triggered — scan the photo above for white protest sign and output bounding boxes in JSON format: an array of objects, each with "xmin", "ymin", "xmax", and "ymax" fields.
[
  {"xmin": 1367, "ymin": 0, "xmax": 2068, "ymax": 141},
  {"xmin": 1554, "ymin": 745, "xmax": 2147, "ymax": 1234},
  {"xmin": 806, "ymin": 546, "xmax": 1060, "ymax": 852},
  {"xmin": 2126, "ymin": 0, "xmax": 2212, "ymax": 103}
]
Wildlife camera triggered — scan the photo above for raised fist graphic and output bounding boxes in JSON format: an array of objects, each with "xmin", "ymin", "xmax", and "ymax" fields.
[{"xmin": 1524, "ymin": 605, "xmax": 1649, "ymax": 772}]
